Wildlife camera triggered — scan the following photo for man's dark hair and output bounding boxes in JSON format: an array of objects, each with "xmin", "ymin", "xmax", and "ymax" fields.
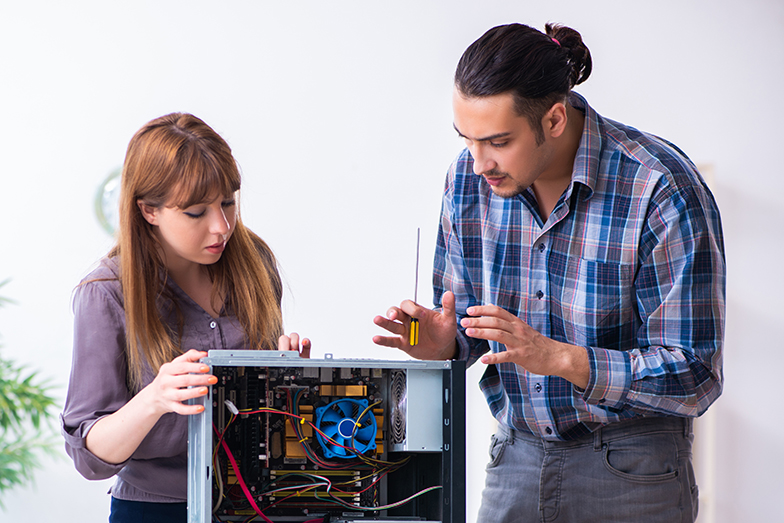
[{"xmin": 455, "ymin": 23, "xmax": 592, "ymax": 145}]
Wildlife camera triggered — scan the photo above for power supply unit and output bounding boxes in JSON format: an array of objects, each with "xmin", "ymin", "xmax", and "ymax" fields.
[{"xmin": 187, "ymin": 350, "xmax": 466, "ymax": 523}]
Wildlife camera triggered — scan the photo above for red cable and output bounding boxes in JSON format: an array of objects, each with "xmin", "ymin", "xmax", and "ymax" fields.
[{"xmin": 216, "ymin": 430, "xmax": 274, "ymax": 523}]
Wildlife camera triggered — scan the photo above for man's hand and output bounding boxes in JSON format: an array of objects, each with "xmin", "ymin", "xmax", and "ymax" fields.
[
  {"xmin": 461, "ymin": 304, "xmax": 589, "ymax": 389},
  {"xmin": 373, "ymin": 291, "xmax": 458, "ymax": 361}
]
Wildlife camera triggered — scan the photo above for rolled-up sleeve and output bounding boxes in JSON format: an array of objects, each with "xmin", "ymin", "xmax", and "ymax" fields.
[
  {"xmin": 61, "ymin": 271, "xmax": 131, "ymax": 480},
  {"xmin": 581, "ymin": 181, "xmax": 725, "ymax": 418}
]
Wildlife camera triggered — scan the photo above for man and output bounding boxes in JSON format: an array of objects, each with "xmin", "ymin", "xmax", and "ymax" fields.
[{"xmin": 373, "ymin": 22, "xmax": 724, "ymax": 523}]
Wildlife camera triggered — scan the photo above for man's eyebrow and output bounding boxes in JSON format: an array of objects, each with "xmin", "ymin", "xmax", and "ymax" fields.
[{"xmin": 452, "ymin": 123, "xmax": 511, "ymax": 142}]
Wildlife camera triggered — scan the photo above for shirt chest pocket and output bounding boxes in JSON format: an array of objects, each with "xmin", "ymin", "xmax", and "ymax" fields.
[{"xmin": 558, "ymin": 258, "xmax": 636, "ymax": 349}]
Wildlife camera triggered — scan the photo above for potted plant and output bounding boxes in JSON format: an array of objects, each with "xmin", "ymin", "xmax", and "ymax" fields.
[{"xmin": 0, "ymin": 279, "xmax": 58, "ymax": 508}]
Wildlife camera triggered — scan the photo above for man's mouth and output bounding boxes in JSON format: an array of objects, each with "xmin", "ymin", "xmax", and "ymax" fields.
[{"xmin": 484, "ymin": 176, "xmax": 505, "ymax": 186}]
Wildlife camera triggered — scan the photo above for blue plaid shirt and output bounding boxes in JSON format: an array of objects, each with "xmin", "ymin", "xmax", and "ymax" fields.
[{"xmin": 435, "ymin": 92, "xmax": 725, "ymax": 441}]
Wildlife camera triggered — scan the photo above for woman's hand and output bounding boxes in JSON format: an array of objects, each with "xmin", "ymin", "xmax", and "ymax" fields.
[
  {"xmin": 85, "ymin": 349, "xmax": 214, "ymax": 464},
  {"xmin": 141, "ymin": 349, "xmax": 215, "ymax": 416},
  {"xmin": 278, "ymin": 332, "xmax": 312, "ymax": 358}
]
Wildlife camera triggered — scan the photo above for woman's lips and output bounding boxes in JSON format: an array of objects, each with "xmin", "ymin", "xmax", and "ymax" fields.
[{"xmin": 206, "ymin": 242, "xmax": 225, "ymax": 254}]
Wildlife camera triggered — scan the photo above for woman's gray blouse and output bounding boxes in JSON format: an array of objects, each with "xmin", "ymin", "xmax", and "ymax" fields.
[{"xmin": 60, "ymin": 257, "xmax": 253, "ymax": 502}]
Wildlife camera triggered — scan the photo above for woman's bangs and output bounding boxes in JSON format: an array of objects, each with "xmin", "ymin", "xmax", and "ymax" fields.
[{"xmin": 167, "ymin": 151, "xmax": 240, "ymax": 208}]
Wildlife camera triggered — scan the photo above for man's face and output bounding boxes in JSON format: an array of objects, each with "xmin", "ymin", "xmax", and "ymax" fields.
[{"xmin": 452, "ymin": 88, "xmax": 555, "ymax": 198}]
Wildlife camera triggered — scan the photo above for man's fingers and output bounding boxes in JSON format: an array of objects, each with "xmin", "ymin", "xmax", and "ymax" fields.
[
  {"xmin": 373, "ymin": 315, "xmax": 407, "ymax": 336},
  {"xmin": 466, "ymin": 303, "xmax": 515, "ymax": 321},
  {"xmin": 461, "ymin": 314, "xmax": 509, "ymax": 330},
  {"xmin": 480, "ymin": 350, "xmax": 512, "ymax": 365},
  {"xmin": 441, "ymin": 291, "xmax": 457, "ymax": 319},
  {"xmin": 464, "ymin": 324, "xmax": 521, "ymax": 349},
  {"xmin": 399, "ymin": 300, "xmax": 420, "ymax": 319},
  {"xmin": 372, "ymin": 335, "xmax": 405, "ymax": 350}
]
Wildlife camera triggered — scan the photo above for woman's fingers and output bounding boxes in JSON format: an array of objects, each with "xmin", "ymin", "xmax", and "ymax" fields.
[
  {"xmin": 299, "ymin": 338, "xmax": 312, "ymax": 359},
  {"xmin": 278, "ymin": 333, "xmax": 312, "ymax": 358}
]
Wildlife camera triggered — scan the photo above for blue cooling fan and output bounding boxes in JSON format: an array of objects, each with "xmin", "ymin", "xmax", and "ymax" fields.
[{"xmin": 314, "ymin": 399, "xmax": 377, "ymax": 459}]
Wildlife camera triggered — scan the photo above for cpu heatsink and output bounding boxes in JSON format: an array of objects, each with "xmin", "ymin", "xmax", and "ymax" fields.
[{"xmin": 315, "ymin": 398, "xmax": 377, "ymax": 458}]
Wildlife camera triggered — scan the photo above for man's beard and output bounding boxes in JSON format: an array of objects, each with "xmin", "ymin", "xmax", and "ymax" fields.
[{"xmin": 483, "ymin": 168, "xmax": 527, "ymax": 198}]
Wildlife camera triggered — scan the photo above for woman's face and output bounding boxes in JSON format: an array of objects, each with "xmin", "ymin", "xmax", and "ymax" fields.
[{"xmin": 138, "ymin": 192, "xmax": 238, "ymax": 272}]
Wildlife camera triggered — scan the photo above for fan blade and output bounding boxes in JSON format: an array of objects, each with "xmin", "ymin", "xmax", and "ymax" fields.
[
  {"xmin": 333, "ymin": 436, "xmax": 348, "ymax": 456},
  {"xmin": 321, "ymin": 408, "xmax": 342, "ymax": 425},
  {"xmin": 323, "ymin": 423, "xmax": 340, "ymax": 439},
  {"xmin": 355, "ymin": 423, "xmax": 376, "ymax": 443},
  {"xmin": 336, "ymin": 400, "xmax": 355, "ymax": 419}
]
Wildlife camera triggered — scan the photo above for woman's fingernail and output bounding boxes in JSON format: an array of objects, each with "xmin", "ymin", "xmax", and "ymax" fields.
[{"xmin": 208, "ymin": 376, "xmax": 218, "ymax": 385}]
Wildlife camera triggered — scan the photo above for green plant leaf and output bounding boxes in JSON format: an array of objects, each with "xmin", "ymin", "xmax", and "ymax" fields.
[{"xmin": 0, "ymin": 279, "xmax": 60, "ymax": 507}]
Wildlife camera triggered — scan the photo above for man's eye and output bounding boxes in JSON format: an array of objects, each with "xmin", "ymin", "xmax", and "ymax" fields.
[{"xmin": 490, "ymin": 142, "xmax": 507, "ymax": 148}]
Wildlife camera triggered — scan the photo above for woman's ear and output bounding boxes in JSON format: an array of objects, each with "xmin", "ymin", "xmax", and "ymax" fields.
[{"xmin": 137, "ymin": 200, "xmax": 158, "ymax": 226}]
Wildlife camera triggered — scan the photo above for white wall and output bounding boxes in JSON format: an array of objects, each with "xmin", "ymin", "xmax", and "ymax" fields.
[{"xmin": 0, "ymin": 1, "xmax": 781, "ymax": 521}]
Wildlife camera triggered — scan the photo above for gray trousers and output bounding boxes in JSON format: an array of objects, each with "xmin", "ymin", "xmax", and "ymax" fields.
[{"xmin": 477, "ymin": 417, "xmax": 698, "ymax": 523}]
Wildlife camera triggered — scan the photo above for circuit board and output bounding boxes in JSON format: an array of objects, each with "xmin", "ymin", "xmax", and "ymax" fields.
[
  {"xmin": 212, "ymin": 365, "xmax": 395, "ymax": 519},
  {"xmin": 188, "ymin": 352, "xmax": 465, "ymax": 523}
]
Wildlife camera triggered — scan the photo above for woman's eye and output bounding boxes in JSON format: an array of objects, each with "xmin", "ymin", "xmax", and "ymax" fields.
[
  {"xmin": 222, "ymin": 199, "xmax": 236, "ymax": 208},
  {"xmin": 184, "ymin": 210, "xmax": 205, "ymax": 219}
]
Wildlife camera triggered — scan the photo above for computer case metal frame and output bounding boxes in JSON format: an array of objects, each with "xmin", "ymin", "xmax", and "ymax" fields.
[{"xmin": 187, "ymin": 350, "xmax": 465, "ymax": 523}]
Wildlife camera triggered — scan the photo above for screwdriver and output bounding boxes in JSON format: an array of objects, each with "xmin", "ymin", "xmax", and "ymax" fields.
[{"xmin": 409, "ymin": 228, "xmax": 420, "ymax": 346}]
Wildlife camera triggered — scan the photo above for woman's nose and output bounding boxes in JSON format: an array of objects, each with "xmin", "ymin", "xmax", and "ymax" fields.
[{"xmin": 210, "ymin": 207, "xmax": 231, "ymax": 236}]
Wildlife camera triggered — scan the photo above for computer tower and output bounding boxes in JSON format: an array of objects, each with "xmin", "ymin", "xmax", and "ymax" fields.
[{"xmin": 187, "ymin": 350, "xmax": 465, "ymax": 523}]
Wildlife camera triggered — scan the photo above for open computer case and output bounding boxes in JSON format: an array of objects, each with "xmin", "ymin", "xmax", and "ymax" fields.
[{"xmin": 187, "ymin": 351, "xmax": 465, "ymax": 523}]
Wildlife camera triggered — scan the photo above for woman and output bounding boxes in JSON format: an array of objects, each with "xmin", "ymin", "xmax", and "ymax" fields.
[{"xmin": 61, "ymin": 113, "xmax": 309, "ymax": 522}]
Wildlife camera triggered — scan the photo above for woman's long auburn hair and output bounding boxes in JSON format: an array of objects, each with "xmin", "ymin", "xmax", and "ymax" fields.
[{"xmin": 111, "ymin": 113, "xmax": 283, "ymax": 392}]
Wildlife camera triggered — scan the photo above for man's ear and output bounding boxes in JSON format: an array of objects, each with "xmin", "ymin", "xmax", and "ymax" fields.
[
  {"xmin": 543, "ymin": 102, "xmax": 568, "ymax": 139},
  {"xmin": 137, "ymin": 200, "xmax": 158, "ymax": 226}
]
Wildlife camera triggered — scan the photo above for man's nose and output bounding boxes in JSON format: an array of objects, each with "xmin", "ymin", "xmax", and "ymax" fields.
[{"xmin": 471, "ymin": 147, "xmax": 496, "ymax": 175}]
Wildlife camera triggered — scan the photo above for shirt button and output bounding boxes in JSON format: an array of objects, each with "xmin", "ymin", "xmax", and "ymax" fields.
[
  {"xmin": 534, "ymin": 383, "xmax": 542, "ymax": 393},
  {"xmin": 209, "ymin": 321, "xmax": 217, "ymax": 329},
  {"xmin": 545, "ymin": 427, "xmax": 552, "ymax": 435},
  {"xmin": 536, "ymin": 290, "xmax": 544, "ymax": 299},
  {"xmin": 538, "ymin": 243, "xmax": 546, "ymax": 253}
]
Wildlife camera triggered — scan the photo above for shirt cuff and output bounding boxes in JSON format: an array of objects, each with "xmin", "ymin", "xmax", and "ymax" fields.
[
  {"xmin": 581, "ymin": 346, "xmax": 632, "ymax": 409},
  {"xmin": 454, "ymin": 331, "xmax": 471, "ymax": 362},
  {"xmin": 61, "ymin": 414, "xmax": 129, "ymax": 480}
]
